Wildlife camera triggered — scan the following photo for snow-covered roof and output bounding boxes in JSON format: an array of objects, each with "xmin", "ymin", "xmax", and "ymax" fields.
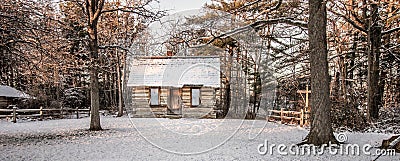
[
  {"xmin": 0, "ymin": 85, "xmax": 32, "ymax": 98},
  {"xmin": 127, "ymin": 56, "xmax": 221, "ymax": 88}
]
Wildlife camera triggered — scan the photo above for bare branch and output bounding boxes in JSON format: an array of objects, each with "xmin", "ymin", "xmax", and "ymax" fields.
[
  {"xmin": 382, "ymin": 44, "xmax": 400, "ymax": 62},
  {"xmin": 93, "ymin": 0, "xmax": 105, "ymax": 21},
  {"xmin": 98, "ymin": 45, "xmax": 133, "ymax": 54},
  {"xmin": 328, "ymin": 9, "xmax": 367, "ymax": 33},
  {"xmin": 256, "ymin": 0, "xmax": 282, "ymax": 16},
  {"xmin": 252, "ymin": 18, "xmax": 308, "ymax": 29},
  {"xmin": 382, "ymin": 26, "xmax": 400, "ymax": 35},
  {"xmin": 101, "ymin": 6, "xmax": 166, "ymax": 22},
  {"xmin": 236, "ymin": 0, "xmax": 262, "ymax": 11},
  {"xmin": 189, "ymin": 17, "xmax": 306, "ymax": 48}
]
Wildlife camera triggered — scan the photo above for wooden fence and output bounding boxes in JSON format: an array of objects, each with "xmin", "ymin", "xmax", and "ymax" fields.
[
  {"xmin": 268, "ymin": 108, "xmax": 310, "ymax": 127},
  {"xmin": 0, "ymin": 106, "xmax": 90, "ymax": 123}
]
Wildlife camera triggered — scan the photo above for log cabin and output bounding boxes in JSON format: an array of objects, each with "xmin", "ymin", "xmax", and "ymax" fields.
[
  {"xmin": 0, "ymin": 85, "xmax": 32, "ymax": 108},
  {"xmin": 126, "ymin": 56, "xmax": 221, "ymax": 118}
]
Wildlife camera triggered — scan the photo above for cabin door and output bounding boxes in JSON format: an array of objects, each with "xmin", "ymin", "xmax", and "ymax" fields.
[{"xmin": 167, "ymin": 88, "xmax": 181, "ymax": 114}]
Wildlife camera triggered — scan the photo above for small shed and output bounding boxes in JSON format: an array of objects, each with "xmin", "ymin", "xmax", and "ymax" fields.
[
  {"xmin": 0, "ymin": 85, "xmax": 32, "ymax": 108},
  {"xmin": 127, "ymin": 56, "xmax": 221, "ymax": 118}
]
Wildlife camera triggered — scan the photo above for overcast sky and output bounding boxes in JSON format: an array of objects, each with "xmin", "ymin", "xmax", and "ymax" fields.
[{"xmin": 153, "ymin": 0, "xmax": 212, "ymax": 13}]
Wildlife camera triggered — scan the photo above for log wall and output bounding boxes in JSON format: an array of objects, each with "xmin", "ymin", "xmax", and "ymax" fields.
[{"xmin": 129, "ymin": 86, "xmax": 219, "ymax": 118}]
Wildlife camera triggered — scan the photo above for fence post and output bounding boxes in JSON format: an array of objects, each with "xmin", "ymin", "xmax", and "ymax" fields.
[
  {"xmin": 12, "ymin": 106, "xmax": 17, "ymax": 123},
  {"xmin": 305, "ymin": 84, "xmax": 309, "ymax": 108},
  {"xmin": 39, "ymin": 106, "xmax": 43, "ymax": 121},
  {"xmin": 300, "ymin": 109, "xmax": 304, "ymax": 127},
  {"xmin": 304, "ymin": 109, "xmax": 309, "ymax": 126},
  {"xmin": 60, "ymin": 107, "xmax": 63, "ymax": 119},
  {"xmin": 76, "ymin": 107, "xmax": 79, "ymax": 119},
  {"xmin": 280, "ymin": 108, "xmax": 283, "ymax": 122}
]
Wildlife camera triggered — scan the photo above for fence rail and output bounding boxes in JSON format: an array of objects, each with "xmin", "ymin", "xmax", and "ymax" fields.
[
  {"xmin": 0, "ymin": 106, "xmax": 90, "ymax": 123},
  {"xmin": 268, "ymin": 108, "xmax": 310, "ymax": 127}
]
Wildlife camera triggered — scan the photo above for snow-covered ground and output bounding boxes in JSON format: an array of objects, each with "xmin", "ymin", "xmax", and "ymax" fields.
[{"xmin": 0, "ymin": 117, "xmax": 398, "ymax": 161}]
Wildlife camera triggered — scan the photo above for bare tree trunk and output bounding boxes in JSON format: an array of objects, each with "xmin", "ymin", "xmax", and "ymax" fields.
[
  {"xmin": 87, "ymin": 4, "xmax": 103, "ymax": 130},
  {"xmin": 367, "ymin": 3, "xmax": 381, "ymax": 120},
  {"xmin": 305, "ymin": 0, "xmax": 337, "ymax": 145},
  {"xmin": 113, "ymin": 72, "xmax": 117, "ymax": 107},
  {"xmin": 89, "ymin": 64, "xmax": 102, "ymax": 130},
  {"xmin": 339, "ymin": 56, "xmax": 347, "ymax": 100},
  {"xmin": 349, "ymin": 33, "xmax": 356, "ymax": 84},
  {"xmin": 116, "ymin": 50, "xmax": 123, "ymax": 117},
  {"xmin": 223, "ymin": 48, "xmax": 233, "ymax": 117}
]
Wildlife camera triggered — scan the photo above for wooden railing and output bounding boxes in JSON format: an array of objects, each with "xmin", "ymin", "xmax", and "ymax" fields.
[
  {"xmin": 268, "ymin": 108, "xmax": 310, "ymax": 127},
  {"xmin": 0, "ymin": 106, "xmax": 90, "ymax": 123}
]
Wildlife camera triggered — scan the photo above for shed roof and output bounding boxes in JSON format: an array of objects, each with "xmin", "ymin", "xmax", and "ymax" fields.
[
  {"xmin": 127, "ymin": 56, "xmax": 221, "ymax": 88},
  {"xmin": 0, "ymin": 85, "xmax": 32, "ymax": 98}
]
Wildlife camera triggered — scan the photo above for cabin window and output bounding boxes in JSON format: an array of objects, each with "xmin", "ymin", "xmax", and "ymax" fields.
[
  {"xmin": 191, "ymin": 88, "xmax": 200, "ymax": 106},
  {"xmin": 150, "ymin": 87, "xmax": 160, "ymax": 105}
]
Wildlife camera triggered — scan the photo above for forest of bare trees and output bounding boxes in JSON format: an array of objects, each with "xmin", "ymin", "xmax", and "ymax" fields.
[
  {"xmin": 203, "ymin": 0, "xmax": 399, "ymax": 127},
  {"xmin": 1, "ymin": 0, "xmax": 165, "ymax": 129}
]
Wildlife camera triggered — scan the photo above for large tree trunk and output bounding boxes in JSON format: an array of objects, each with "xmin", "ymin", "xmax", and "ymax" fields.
[
  {"xmin": 89, "ymin": 65, "xmax": 102, "ymax": 130},
  {"xmin": 88, "ymin": 25, "xmax": 102, "ymax": 131},
  {"xmin": 367, "ymin": 3, "xmax": 381, "ymax": 120},
  {"xmin": 85, "ymin": 0, "xmax": 105, "ymax": 131},
  {"xmin": 305, "ymin": 0, "xmax": 337, "ymax": 145}
]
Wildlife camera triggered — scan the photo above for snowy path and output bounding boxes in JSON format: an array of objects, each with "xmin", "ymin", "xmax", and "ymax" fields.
[{"xmin": 0, "ymin": 117, "xmax": 398, "ymax": 161}]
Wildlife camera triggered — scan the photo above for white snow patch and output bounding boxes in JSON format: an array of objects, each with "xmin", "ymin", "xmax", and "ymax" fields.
[{"xmin": 0, "ymin": 117, "xmax": 398, "ymax": 160}]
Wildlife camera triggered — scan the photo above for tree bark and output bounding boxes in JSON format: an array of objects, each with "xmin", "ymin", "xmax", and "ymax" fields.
[
  {"xmin": 88, "ymin": 25, "xmax": 102, "ymax": 131},
  {"xmin": 223, "ymin": 47, "xmax": 233, "ymax": 117},
  {"xmin": 86, "ymin": 0, "xmax": 105, "ymax": 131},
  {"xmin": 89, "ymin": 65, "xmax": 102, "ymax": 130},
  {"xmin": 367, "ymin": 3, "xmax": 381, "ymax": 120},
  {"xmin": 305, "ymin": 0, "xmax": 337, "ymax": 145},
  {"xmin": 116, "ymin": 49, "xmax": 123, "ymax": 117}
]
